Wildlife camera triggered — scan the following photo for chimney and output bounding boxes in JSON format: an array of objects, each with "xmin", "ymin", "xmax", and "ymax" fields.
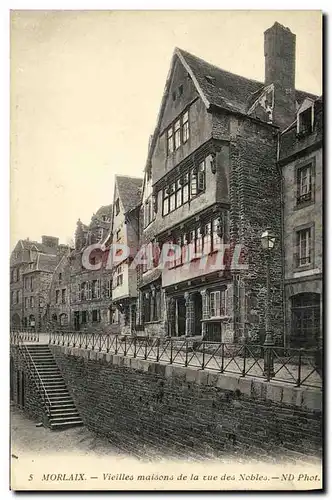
[
  {"xmin": 264, "ymin": 22, "xmax": 296, "ymax": 128},
  {"xmin": 41, "ymin": 235, "xmax": 59, "ymax": 248}
]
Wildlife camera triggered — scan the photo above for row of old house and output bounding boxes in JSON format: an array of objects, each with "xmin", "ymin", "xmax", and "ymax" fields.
[{"xmin": 10, "ymin": 22, "xmax": 323, "ymax": 348}]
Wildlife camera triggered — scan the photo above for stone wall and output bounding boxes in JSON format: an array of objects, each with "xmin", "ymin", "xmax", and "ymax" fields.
[
  {"xmin": 10, "ymin": 350, "xmax": 46, "ymax": 424},
  {"xmin": 51, "ymin": 345, "xmax": 322, "ymax": 462}
]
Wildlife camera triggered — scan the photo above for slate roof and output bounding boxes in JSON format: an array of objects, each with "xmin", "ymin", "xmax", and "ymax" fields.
[
  {"xmin": 116, "ymin": 175, "xmax": 143, "ymax": 214},
  {"xmin": 36, "ymin": 253, "xmax": 59, "ymax": 272},
  {"xmin": 176, "ymin": 48, "xmax": 318, "ymax": 115},
  {"xmin": 95, "ymin": 204, "xmax": 113, "ymax": 219}
]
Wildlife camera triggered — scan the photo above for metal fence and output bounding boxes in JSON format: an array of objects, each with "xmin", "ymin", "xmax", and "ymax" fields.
[{"xmin": 47, "ymin": 331, "xmax": 322, "ymax": 389}]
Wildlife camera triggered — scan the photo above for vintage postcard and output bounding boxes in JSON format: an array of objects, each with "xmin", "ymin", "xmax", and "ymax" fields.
[{"xmin": 10, "ymin": 10, "xmax": 323, "ymax": 491}]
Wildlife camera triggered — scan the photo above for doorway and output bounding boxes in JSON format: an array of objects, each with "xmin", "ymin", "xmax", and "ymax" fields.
[
  {"xmin": 193, "ymin": 293, "xmax": 203, "ymax": 336},
  {"xmin": 291, "ymin": 293, "xmax": 320, "ymax": 348},
  {"xmin": 74, "ymin": 311, "xmax": 80, "ymax": 331},
  {"xmin": 175, "ymin": 297, "xmax": 186, "ymax": 337}
]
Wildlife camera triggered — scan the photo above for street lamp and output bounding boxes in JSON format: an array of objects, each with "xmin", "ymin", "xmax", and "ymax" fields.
[{"xmin": 261, "ymin": 227, "xmax": 276, "ymax": 378}]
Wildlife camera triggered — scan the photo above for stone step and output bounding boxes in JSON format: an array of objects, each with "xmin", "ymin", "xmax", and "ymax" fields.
[
  {"xmin": 50, "ymin": 403, "xmax": 76, "ymax": 410},
  {"xmin": 50, "ymin": 420, "xmax": 83, "ymax": 430}
]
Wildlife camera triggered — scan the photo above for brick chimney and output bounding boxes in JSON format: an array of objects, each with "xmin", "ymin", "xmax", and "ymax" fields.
[{"xmin": 264, "ymin": 22, "xmax": 296, "ymax": 128}]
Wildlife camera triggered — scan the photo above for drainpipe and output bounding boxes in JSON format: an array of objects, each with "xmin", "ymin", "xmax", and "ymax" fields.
[{"xmin": 277, "ymin": 132, "xmax": 287, "ymax": 347}]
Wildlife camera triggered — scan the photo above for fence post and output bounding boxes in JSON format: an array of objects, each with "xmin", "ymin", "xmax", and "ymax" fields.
[
  {"xmin": 201, "ymin": 342, "xmax": 205, "ymax": 370},
  {"xmin": 242, "ymin": 342, "xmax": 246, "ymax": 377},
  {"xmin": 185, "ymin": 340, "xmax": 188, "ymax": 367},
  {"xmin": 134, "ymin": 336, "xmax": 137, "ymax": 358},
  {"xmin": 124, "ymin": 335, "xmax": 127, "ymax": 356},
  {"xmin": 263, "ymin": 342, "xmax": 275, "ymax": 381},
  {"xmin": 296, "ymin": 349, "xmax": 302, "ymax": 387},
  {"xmin": 220, "ymin": 343, "xmax": 224, "ymax": 373},
  {"xmin": 170, "ymin": 338, "xmax": 173, "ymax": 365},
  {"xmin": 106, "ymin": 335, "xmax": 110, "ymax": 354},
  {"xmin": 144, "ymin": 337, "xmax": 148, "ymax": 360},
  {"xmin": 156, "ymin": 337, "xmax": 160, "ymax": 362}
]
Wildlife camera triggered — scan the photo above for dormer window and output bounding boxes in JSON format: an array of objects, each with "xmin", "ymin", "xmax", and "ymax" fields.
[{"xmin": 297, "ymin": 105, "xmax": 314, "ymax": 136}]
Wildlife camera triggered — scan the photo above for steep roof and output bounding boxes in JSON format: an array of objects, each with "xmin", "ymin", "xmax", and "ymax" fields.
[
  {"xmin": 115, "ymin": 175, "xmax": 143, "ymax": 214},
  {"xmin": 95, "ymin": 204, "xmax": 113, "ymax": 219},
  {"xmin": 177, "ymin": 48, "xmax": 318, "ymax": 115}
]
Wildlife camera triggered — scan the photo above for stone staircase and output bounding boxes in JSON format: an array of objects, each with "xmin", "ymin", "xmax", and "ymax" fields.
[{"xmin": 25, "ymin": 344, "xmax": 83, "ymax": 430}]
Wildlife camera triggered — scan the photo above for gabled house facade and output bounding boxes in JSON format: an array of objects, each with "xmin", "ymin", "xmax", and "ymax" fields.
[
  {"xmin": 137, "ymin": 22, "xmax": 318, "ymax": 344},
  {"xmin": 69, "ymin": 205, "xmax": 114, "ymax": 332},
  {"xmin": 110, "ymin": 175, "xmax": 142, "ymax": 335},
  {"xmin": 279, "ymin": 96, "xmax": 323, "ymax": 348}
]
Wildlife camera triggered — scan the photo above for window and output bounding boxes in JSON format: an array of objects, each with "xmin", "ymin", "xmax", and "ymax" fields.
[
  {"xmin": 25, "ymin": 278, "xmax": 28, "ymax": 290},
  {"xmin": 105, "ymin": 279, "xmax": 111, "ymax": 298},
  {"xmin": 16, "ymin": 290, "xmax": 20, "ymax": 304},
  {"xmin": 30, "ymin": 276, "xmax": 33, "ymax": 292},
  {"xmin": 112, "ymin": 308, "xmax": 120, "ymax": 324},
  {"xmin": 163, "ymin": 188, "xmax": 170, "ymax": 216},
  {"xmin": 175, "ymin": 179, "xmax": 182, "ymax": 208},
  {"xmin": 169, "ymin": 184, "xmax": 176, "ymax": 212},
  {"xmin": 10, "ymin": 269, "xmax": 14, "ymax": 283},
  {"xmin": 115, "ymin": 198, "xmax": 120, "ymax": 215},
  {"xmin": 55, "ymin": 290, "xmax": 60, "ymax": 304},
  {"xmin": 11, "ymin": 291, "xmax": 14, "ymax": 304},
  {"xmin": 167, "ymin": 127, "xmax": 174, "ymax": 154},
  {"xmin": 297, "ymin": 164, "xmax": 312, "ymax": 204},
  {"xmin": 203, "ymin": 223, "xmax": 212, "ymax": 255},
  {"xmin": 179, "ymin": 84, "xmax": 184, "ymax": 96},
  {"xmin": 80, "ymin": 282, "xmax": 86, "ymax": 301},
  {"xmin": 61, "ymin": 289, "xmax": 66, "ymax": 304},
  {"xmin": 191, "ymin": 161, "xmax": 206, "ymax": 196},
  {"xmin": 296, "ymin": 228, "xmax": 312, "ymax": 267},
  {"xmin": 24, "ymin": 297, "xmax": 28, "ymax": 308},
  {"xmin": 182, "ymin": 111, "xmax": 189, "ymax": 143},
  {"xmin": 81, "ymin": 311, "xmax": 87, "ymax": 324},
  {"xmin": 144, "ymin": 196, "xmax": 155, "ymax": 228},
  {"xmin": 58, "ymin": 273, "xmax": 62, "ymax": 284},
  {"xmin": 59, "ymin": 313, "xmax": 68, "ymax": 326},
  {"xmin": 92, "ymin": 309, "xmax": 101, "ymax": 322},
  {"xmin": 87, "ymin": 281, "xmax": 92, "ymax": 300},
  {"xmin": 117, "ymin": 274, "xmax": 123, "ymax": 287},
  {"xmin": 212, "ymin": 217, "xmax": 223, "ymax": 250},
  {"xmin": 174, "ymin": 120, "xmax": 181, "ymax": 149},
  {"xmin": 298, "ymin": 107, "xmax": 313, "ymax": 135},
  {"xmin": 30, "ymin": 296, "xmax": 34, "ymax": 308},
  {"xmin": 210, "ymin": 290, "xmax": 227, "ymax": 317},
  {"xmin": 92, "ymin": 279, "xmax": 100, "ymax": 299},
  {"xmin": 166, "ymin": 110, "xmax": 190, "ymax": 155}
]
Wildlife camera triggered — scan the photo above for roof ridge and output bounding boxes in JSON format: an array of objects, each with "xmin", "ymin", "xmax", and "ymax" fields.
[{"xmin": 176, "ymin": 47, "xmax": 264, "ymax": 86}]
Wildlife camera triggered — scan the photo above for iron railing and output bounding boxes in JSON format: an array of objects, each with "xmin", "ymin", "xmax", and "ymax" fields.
[
  {"xmin": 48, "ymin": 331, "xmax": 322, "ymax": 389},
  {"xmin": 10, "ymin": 330, "xmax": 40, "ymax": 344}
]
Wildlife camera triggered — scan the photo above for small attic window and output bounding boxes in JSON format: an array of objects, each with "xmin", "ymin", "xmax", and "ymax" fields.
[
  {"xmin": 297, "ymin": 106, "xmax": 313, "ymax": 136},
  {"xmin": 205, "ymin": 75, "xmax": 215, "ymax": 84},
  {"xmin": 179, "ymin": 84, "xmax": 184, "ymax": 96},
  {"xmin": 172, "ymin": 91, "xmax": 177, "ymax": 101}
]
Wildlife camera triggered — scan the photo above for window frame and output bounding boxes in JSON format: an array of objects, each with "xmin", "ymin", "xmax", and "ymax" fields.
[
  {"xmin": 294, "ymin": 158, "xmax": 316, "ymax": 209},
  {"xmin": 293, "ymin": 223, "xmax": 315, "ymax": 271}
]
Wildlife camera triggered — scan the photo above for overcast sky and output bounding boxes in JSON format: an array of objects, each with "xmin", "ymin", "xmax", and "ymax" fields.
[{"xmin": 10, "ymin": 10, "xmax": 322, "ymax": 247}]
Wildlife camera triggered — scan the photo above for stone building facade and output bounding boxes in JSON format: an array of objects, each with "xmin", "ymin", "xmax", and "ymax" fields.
[
  {"xmin": 279, "ymin": 96, "xmax": 323, "ymax": 348},
  {"xmin": 137, "ymin": 22, "xmax": 319, "ymax": 344},
  {"xmin": 67, "ymin": 205, "xmax": 114, "ymax": 332},
  {"xmin": 10, "ymin": 236, "xmax": 68, "ymax": 330},
  {"xmin": 110, "ymin": 175, "xmax": 142, "ymax": 335}
]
